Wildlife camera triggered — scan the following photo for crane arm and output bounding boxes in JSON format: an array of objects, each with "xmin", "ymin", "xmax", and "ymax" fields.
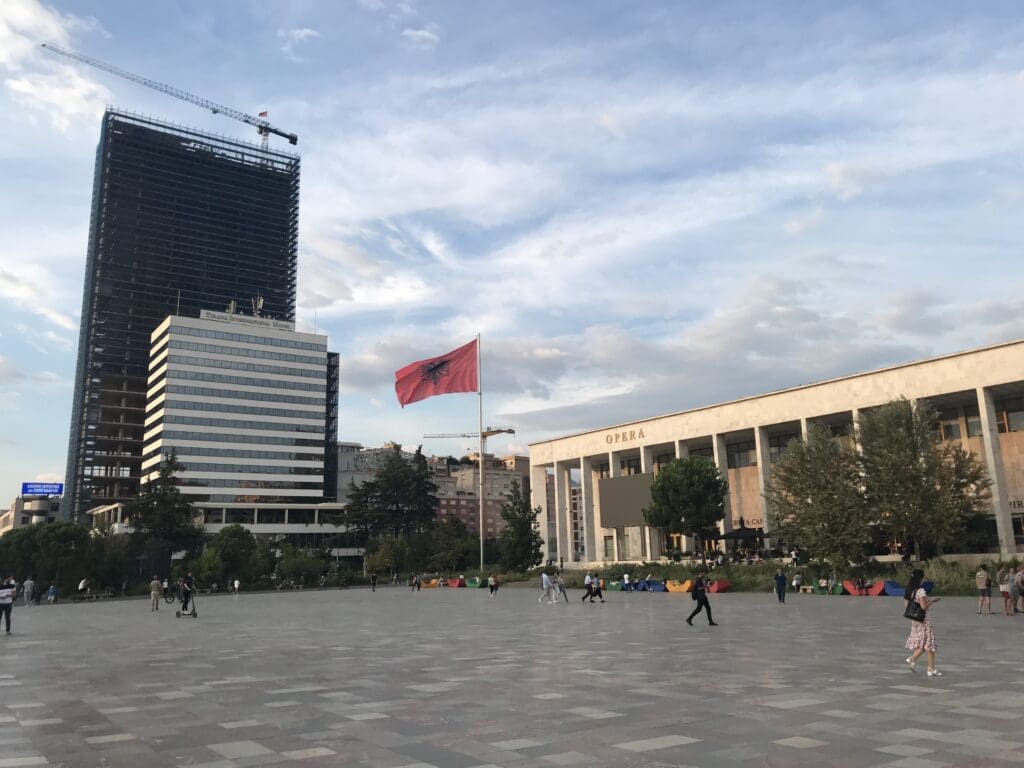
[
  {"xmin": 41, "ymin": 43, "xmax": 298, "ymax": 146},
  {"xmin": 423, "ymin": 427, "xmax": 515, "ymax": 439}
]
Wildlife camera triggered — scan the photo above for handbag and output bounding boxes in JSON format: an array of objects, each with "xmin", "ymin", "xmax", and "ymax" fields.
[{"xmin": 903, "ymin": 600, "xmax": 926, "ymax": 622}]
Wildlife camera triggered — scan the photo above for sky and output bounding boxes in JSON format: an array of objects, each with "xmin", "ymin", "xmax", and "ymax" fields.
[{"xmin": 1, "ymin": 1, "xmax": 1023, "ymax": 501}]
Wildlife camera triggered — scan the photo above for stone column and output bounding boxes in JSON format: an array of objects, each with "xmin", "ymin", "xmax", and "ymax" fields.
[
  {"xmin": 552, "ymin": 461, "xmax": 568, "ymax": 565},
  {"xmin": 976, "ymin": 387, "xmax": 1017, "ymax": 554},
  {"xmin": 640, "ymin": 445, "xmax": 655, "ymax": 559},
  {"xmin": 712, "ymin": 434, "xmax": 733, "ymax": 533},
  {"xmin": 676, "ymin": 441, "xmax": 689, "ymax": 460},
  {"xmin": 754, "ymin": 426, "xmax": 772, "ymax": 535},
  {"xmin": 851, "ymin": 408, "xmax": 863, "ymax": 454},
  {"xmin": 531, "ymin": 465, "xmax": 551, "ymax": 561},
  {"xmin": 800, "ymin": 418, "xmax": 809, "ymax": 441},
  {"xmin": 580, "ymin": 456, "xmax": 596, "ymax": 562}
]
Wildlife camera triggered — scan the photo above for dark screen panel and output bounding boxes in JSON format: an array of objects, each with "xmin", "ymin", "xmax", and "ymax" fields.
[{"xmin": 598, "ymin": 473, "xmax": 653, "ymax": 527}]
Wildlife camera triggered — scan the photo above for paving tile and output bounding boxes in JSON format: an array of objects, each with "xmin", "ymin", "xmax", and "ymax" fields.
[
  {"xmin": 207, "ymin": 740, "xmax": 276, "ymax": 759},
  {"xmin": 615, "ymin": 735, "xmax": 701, "ymax": 752}
]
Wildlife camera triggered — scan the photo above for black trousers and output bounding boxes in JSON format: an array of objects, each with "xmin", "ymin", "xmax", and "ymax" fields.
[
  {"xmin": 777, "ymin": 587, "xmax": 786, "ymax": 603},
  {"xmin": 687, "ymin": 596, "xmax": 713, "ymax": 623},
  {"xmin": 581, "ymin": 585, "xmax": 592, "ymax": 602},
  {"xmin": 0, "ymin": 603, "xmax": 11, "ymax": 632}
]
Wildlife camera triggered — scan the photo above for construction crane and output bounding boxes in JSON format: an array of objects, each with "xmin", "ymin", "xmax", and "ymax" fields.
[
  {"xmin": 423, "ymin": 427, "xmax": 515, "ymax": 441},
  {"xmin": 41, "ymin": 42, "xmax": 298, "ymax": 149}
]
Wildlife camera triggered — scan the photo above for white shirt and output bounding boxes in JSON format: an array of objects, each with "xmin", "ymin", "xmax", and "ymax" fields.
[
  {"xmin": 584, "ymin": 574, "xmax": 593, "ymax": 586},
  {"xmin": 0, "ymin": 583, "xmax": 15, "ymax": 605},
  {"xmin": 541, "ymin": 573, "xmax": 552, "ymax": 589},
  {"xmin": 623, "ymin": 574, "xmax": 630, "ymax": 584}
]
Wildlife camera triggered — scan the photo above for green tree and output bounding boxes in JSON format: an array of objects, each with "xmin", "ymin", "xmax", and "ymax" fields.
[
  {"xmin": 859, "ymin": 399, "xmax": 991, "ymax": 556},
  {"xmin": 346, "ymin": 445, "xmax": 439, "ymax": 538},
  {"xmin": 765, "ymin": 423, "xmax": 873, "ymax": 566},
  {"xmin": 497, "ymin": 479, "xmax": 544, "ymax": 572},
  {"xmin": 126, "ymin": 454, "xmax": 203, "ymax": 576},
  {"xmin": 276, "ymin": 544, "xmax": 328, "ymax": 586},
  {"xmin": 428, "ymin": 516, "xmax": 476, "ymax": 572},
  {"xmin": 197, "ymin": 547, "xmax": 225, "ymax": 588},
  {"xmin": 643, "ymin": 456, "xmax": 728, "ymax": 564},
  {"xmin": 209, "ymin": 524, "xmax": 266, "ymax": 584}
]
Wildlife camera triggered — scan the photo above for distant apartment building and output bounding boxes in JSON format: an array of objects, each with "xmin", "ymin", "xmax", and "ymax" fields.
[{"xmin": 0, "ymin": 495, "xmax": 62, "ymax": 537}]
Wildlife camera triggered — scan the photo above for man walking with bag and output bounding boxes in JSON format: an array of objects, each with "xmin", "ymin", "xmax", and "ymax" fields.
[
  {"xmin": 0, "ymin": 576, "xmax": 16, "ymax": 634},
  {"xmin": 686, "ymin": 571, "xmax": 718, "ymax": 626}
]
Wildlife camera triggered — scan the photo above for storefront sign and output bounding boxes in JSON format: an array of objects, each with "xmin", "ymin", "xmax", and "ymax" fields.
[{"xmin": 21, "ymin": 482, "xmax": 63, "ymax": 496}]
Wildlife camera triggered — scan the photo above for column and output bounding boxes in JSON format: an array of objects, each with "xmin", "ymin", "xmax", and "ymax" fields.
[
  {"xmin": 851, "ymin": 408, "xmax": 863, "ymax": 454},
  {"xmin": 530, "ymin": 465, "xmax": 551, "ymax": 559},
  {"xmin": 580, "ymin": 456, "xmax": 596, "ymax": 563},
  {"xmin": 608, "ymin": 452, "xmax": 623, "ymax": 560},
  {"xmin": 976, "ymin": 387, "xmax": 1017, "ymax": 554},
  {"xmin": 640, "ymin": 445, "xmax": 654, "ymax": 559},
  {"xmin": 712, "ymin": 434, "xmax": 733, "ymax": 533},
  {"xmin": 800, "ymin": 418, "xmax": 809, "ymax": 441},
  {"xmin": 552, "ymin": 461, "xmax": 568, "ymax": 565},
  {"xmin": 675, "ymin": 441, "xmax": 689, "ymax": 460},
  {"xmin": 754, "ymin": 426, "xmax": 771, "ymax": 535}
]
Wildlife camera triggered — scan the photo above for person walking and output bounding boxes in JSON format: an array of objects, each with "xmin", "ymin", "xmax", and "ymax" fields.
[
  {"xmin": 555, "ymin": 573, "xmax": 568, "ymax": 603},
  {"xmin": 686, "ymin": 571, "xmax": 718, "ymax": 626},
  {"xmin": 997, "ymin": 567, "xmax": 1012, "ymax": 616},
  {"xmin": 1015, "ymin": 568, "xmax": 1024, "ymax": 614},
  {"xmin": 46, "ymin": 584, "xmax": 56, "ymax": 604},
  {"xmin": 581, "ymin": 572, "xmax": 594, "ymax": 603},
  {"xmin": 622, "ymin": 573, "xmax": 632, "ymax": 593},
  {"xmin": 149, "ymin": 575, "xmax": 162, "ymax": 612},
  {"xmin": 975, "ymin": 564, "xmax": 993, "ymax": 614},
  {"xmin": 539, "ymin": 571, "xmax": 555, "ymax": 603},
  {"xmin": 370, "ymin": 573, "xmax": 378, "ymax": 593},
  {"xmin": 904, "ymin": 568, "xmax": 942, "ymax": 676},
  {"xmin": 22, "ymin": 577, "xmax": 35, "ymax": 608},
  {"xmin": 0, "ymin": 576, "xmax": 15, "ymax": 634},
  {"xmin": 592, "ymin": 576, "xmax": 606, "ymax": 603},
  {"xmin": 487, "ymin": 574, "xmax": 499, "ymax": 596},
  {"xmin": 233, "ymin": 578, "xmax": 240, "ymax": 596},
  {"xmin": 774, "ymin": 569, "xmax": 787, "ymax": 604}
]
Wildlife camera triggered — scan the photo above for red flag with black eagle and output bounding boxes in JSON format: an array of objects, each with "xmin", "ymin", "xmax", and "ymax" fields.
[{"xmin": 394, "ymin": 339, "xmax": 478, "ymax": 407}]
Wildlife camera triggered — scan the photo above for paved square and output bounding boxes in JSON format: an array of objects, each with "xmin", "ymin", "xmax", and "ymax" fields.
[{"xmin": 0, "ymin": 586, "xmax": 1020, "ymax": 766}]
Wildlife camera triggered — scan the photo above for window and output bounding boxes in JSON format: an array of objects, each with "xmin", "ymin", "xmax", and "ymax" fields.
[
  {"xmin": 769, "ymin": 433, "xmax": 800, "ymax": 463},
  {"xmin": 726, "ymin": 441, "xmax": 756, "ymax": 469},
  {"xmin": 996, "ymin": 398, "xmax": 1024, "ymax": 433},
  {"xmin": 935, "ymin": 409, "xmax": 961, "ymax": 441},
  {"xmin": 620, "ymin": 457, "xmax": 641, "ymax": 475},
  {"xmin": 603, "ymin": 535, "xmax": 614, "ymax": 558},
  {"xmin": 689, "ymin": 446, "xmax": 714, "ymax": 459},
  {"xmin": 964, "ymin": 405, "xmax": 983, "ymax": 437}
]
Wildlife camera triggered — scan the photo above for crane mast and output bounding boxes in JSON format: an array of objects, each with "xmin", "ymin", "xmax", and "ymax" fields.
[{"xmin": 41, "ymin": 42, "xmax": 298, "ymax": 148}]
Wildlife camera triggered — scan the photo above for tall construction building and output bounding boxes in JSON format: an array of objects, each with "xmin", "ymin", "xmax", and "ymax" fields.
[{"xmin": 63, "ymin": 109, "xmax": 301, "ymax": 520}]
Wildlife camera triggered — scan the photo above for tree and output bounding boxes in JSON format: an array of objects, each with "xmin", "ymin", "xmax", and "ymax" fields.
[
  {"xmin": 197, "ymin": 547, "xmax": 225, "ymax": 588},
  {"xmin": 346, "ymin": 444, "xmax": 438, "ymax": 538},
  {"xmin": 859, "ymin": 399, "xmax": 990, "ymax": 556},
  {"xmin": 497, "ymin": 479, "xmax": 544, "ymax": 572},
  {"xmin": 209, "ymin": 524, "xmax": 266, "ymax": 584},
  {"xmin": 643, "ymin": 456, "xmax": 728, "ymax": 564},
  {"xmin": 276, "ymin": 544, "xmax": 328, "ymax": 586},
  {"xmin": 125, "ymin": 453, "xmax": 203, "ymax": 576},
  {"xmin": 765, "ymin": 424, "xmax": 873, "ymax": 566},
  {"xmin": 428, "ymin": 517, "xmax": 476, "ymax": 572}
]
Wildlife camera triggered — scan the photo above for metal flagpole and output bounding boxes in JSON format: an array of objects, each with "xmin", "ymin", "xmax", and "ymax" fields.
[{"xmin": 477, "ymin": 333, "xmax": 485, "ymax": 571}]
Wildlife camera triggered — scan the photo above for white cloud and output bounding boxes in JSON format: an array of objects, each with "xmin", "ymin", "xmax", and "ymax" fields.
[
  {"xmin": 0, "ymin": 268, "xmax": 77, "ymax": 330},
  {"xmin": 401, "ymin": 25, "xmax": 440, "ymax": 50},
  {"xmin": 278, "ymin": 27, "xmax": 320, "ymax": 62},
  {"xmin": 0, "ymin": 0, "xmax": 110, "ymax": 132},
  {"xmin": 783, "ymin": 206, "xmax": 826, "ymax": 234}
]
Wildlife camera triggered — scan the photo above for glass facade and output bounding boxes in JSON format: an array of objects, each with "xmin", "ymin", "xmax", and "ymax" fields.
[{"xmin": 64, "ymin": 109, "xmax": 300, "ymax": 519}]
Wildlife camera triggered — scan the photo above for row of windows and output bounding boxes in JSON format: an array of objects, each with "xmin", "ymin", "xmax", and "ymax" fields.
[
  {"xmin": 167, "ymin": 339, "xmax": 326, "ymax": 366},
  {"xmin": 165, "ymin": 354, "xmax": 325, "ymax": 379},
  {"xmin": 144, "ymin": 446, "xmax": 323, "ymax": 463},
  {"xmin": 203, "ymin": 508, "xmax": 324, "ymax": 524},
  {"xmin": 175, "ymin": 478, "xmax": 324, "ymax": 489},
  {"xmin": 160, "ymin": 398, "xmax": 324, "ymax": 421},
  {"xmin": 164, "ymin": 369, "xmax": 326, "ymax": 392},
  {"xmin": 160, "ymin": 414, "xmax": 324, "ymax": 433},
  {"xmin": 182, "ymin": 494, "xmax": 320, "ymax": 504},
  {"xmin": 176, "ymin": 461, "xmax": 324, "ymax": 475},
  {"xmin": 169, "ymin": 325, "xmax": 326, "ymax": 352},
  {"xmin": 158, "ymin": 384, "xmax": 326, "ymax": 407},
  {"xmin": 159, "ymin": 430, "xmax": 324, "ymax": 447}
]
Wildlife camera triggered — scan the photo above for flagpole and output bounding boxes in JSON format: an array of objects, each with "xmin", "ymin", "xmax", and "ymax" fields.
[{"xmin": 477, "ymin": 333, "xmax": 485, "ymax": 572}]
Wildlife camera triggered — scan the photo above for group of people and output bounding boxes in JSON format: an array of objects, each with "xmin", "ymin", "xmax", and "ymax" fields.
[
  {"xmin": 975, "ymin": 564, "xmax": 1024, "ymax": 616},
  {"xmin": 537, "ymin": 571, "xmax": 570, "ymax": 603}
]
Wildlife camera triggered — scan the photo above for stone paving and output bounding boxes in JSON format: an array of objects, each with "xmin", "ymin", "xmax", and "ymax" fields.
[{"xmin": 0, "ymin": 585, "xmax": 1021, "ymax": 767}]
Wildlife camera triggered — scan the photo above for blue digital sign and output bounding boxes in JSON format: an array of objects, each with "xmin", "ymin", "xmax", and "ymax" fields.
[{"xmin": 21, "ymin": 482, "xmax": 64, "ymax": 496}]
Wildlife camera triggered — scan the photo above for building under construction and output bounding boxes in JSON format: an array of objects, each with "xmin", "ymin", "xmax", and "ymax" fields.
[{"xmin": 63, "ymin": 109, "xmax": 301, "ymax": 520}]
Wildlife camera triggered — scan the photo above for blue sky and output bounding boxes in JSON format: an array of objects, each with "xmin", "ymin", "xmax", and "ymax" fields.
[{"xmin": 1, "ymin": 1, "xmax": 1023, "ymax": 501}]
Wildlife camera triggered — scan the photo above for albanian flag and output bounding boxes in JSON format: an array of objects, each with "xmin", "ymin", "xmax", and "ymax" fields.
[{"xmin": 395, "ymin": 338, "xmax": 479, "ymax": 407}]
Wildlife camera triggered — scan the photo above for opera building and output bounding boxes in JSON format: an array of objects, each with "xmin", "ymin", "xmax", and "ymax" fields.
[{"xmin": 528, "ymin": 339, "xmax": 1024, "ymax": 565}]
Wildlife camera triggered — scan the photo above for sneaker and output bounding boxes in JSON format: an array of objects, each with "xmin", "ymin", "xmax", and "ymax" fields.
[
  {"xmin": 709, "ymin": 621, "xmax": 719, "ymax": 626},
  {"xmin": 685, "ymin": 618, "xmax": 693, "ymax": 626},
  {"xmin": 926, "ymin": 668, "xmax": 943, "ymax": 677},
  {"xmin": 905, "ymin": 657, "xmax": 916, "ymax": 672}
]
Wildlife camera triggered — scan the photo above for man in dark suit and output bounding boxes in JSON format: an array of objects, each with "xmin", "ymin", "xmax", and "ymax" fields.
[{"xmin": 686, "ymin": 571, "xmax": 718, "ymax": 626}]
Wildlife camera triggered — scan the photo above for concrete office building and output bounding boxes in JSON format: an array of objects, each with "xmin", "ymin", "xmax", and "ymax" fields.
[
  {"xmin": 434, "ymin": 454, "xmax": 532, "ymax": 538},
  {"xmin": 141, "ymin": 311, "xmax": 329, "ymax": 507},
  {"xmin": 529, "ymin": 339, "xmax": 1024, "ymax": 565},
  {"xmin": 0, "ymin": 495, "xmax": 63, "ymax": 537},
  {"xmin": 64, "ymin": 109, "xmax": 300, "ymax": 520}
]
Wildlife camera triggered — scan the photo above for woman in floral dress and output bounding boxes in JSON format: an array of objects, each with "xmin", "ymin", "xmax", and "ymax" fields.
[{"xmin": 904, "ymin": 568, "xmax": 942, "ymax": 677}]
